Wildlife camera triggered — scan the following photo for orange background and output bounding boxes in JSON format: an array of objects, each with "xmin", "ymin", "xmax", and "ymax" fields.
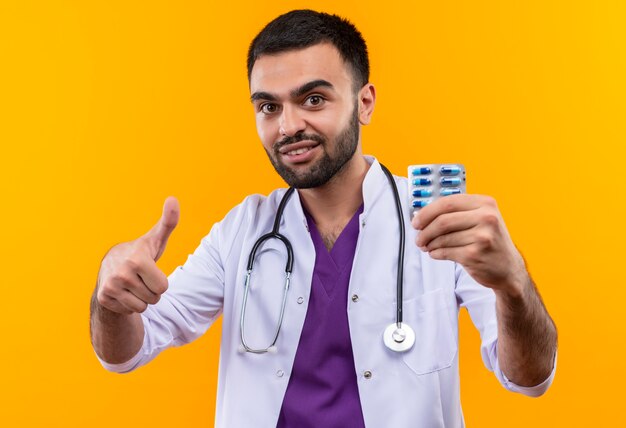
[{"xmin": 1, "ymin": 0, "xmax": 624, "ymax": 426}]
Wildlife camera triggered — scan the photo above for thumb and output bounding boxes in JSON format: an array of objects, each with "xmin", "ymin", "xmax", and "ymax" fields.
[{"xmin": 144, "ymin": 196, "xmax": 180, "ymax": 261}]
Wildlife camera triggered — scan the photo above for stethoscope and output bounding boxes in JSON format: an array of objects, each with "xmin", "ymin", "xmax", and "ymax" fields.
[{"xmin": 239, "ymin": 164, "xmax": 415, "ymax": 354}]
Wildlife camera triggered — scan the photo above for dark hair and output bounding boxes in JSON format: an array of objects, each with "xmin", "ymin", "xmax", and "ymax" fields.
[{"xmin": 247, "ymin": 10, "xmax": 370, "ymax": 92}]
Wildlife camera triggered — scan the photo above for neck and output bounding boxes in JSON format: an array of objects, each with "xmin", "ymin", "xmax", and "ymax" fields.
[{"xmin": 297, "ymin": 154, "xmax": 370, "ymax": 229}]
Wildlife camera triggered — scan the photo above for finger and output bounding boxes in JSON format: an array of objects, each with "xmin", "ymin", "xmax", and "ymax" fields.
[
  {"xmin": 144, "ymin": 196, "xmax": 180, "ymax": 261},
  {"xmin": 137, "ymin": 261, "xmax": 168, "ymax": 296},
  {"xmin": 421, "ymin": 227, "xmax": 478, "ymax": 252},
  {"xmin": 116, "ymin": 289, "xmax": 150, "ymax": 313},
  {"xmin": 119, "ymin": 270, "xmax": 161, "ymax": 305},
  {"xmin": 98, "ymin": 293, "xmax": 134, "ymax": 315},
  {"xmin": 412, "ymin": 194, "xmax": 486, "ymax": 231},
  {"xmin": 426, "ymin": 245, "xmax": 468, "ymax": 264},
  {"xmin": 416, "ymin": 210, "xmax": 481, "ymax": 248},
  {"xmin": 99, "ymin": 281, "xmax": 151, "ymax": 313}
]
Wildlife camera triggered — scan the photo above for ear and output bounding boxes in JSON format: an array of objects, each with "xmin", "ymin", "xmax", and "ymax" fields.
[{"xmin": 357, "ymin": 83, "xmax": 376, "ymax": 125}]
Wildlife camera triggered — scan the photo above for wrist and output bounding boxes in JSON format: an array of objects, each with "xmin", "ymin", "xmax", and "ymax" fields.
[{"xmin": 494, "ymin": 271, "xmax": 531, "ymax": 302}]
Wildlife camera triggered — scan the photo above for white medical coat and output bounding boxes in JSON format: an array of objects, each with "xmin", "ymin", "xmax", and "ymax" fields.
[{"xmin": 100, "ymin": 157, "xmax": 555, "ymax": 427}]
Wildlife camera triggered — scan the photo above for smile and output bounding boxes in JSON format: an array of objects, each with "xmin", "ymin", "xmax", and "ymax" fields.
[
  {"xmin": 278, "ymin": 140, "xmax": 321, "ymax": 157},
  {"xmin": 286, "ymin": 147, "xmax": 314, "ymax": 156}
]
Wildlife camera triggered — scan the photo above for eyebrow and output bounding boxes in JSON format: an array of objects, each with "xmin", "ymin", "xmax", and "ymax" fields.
[
  {"xmin": 250, "ymin": 91, "xmax": 277, "ymax": 103},
  {"xmin": 250, "ymin": 79, "xmax": 334, "ymax": 103}
]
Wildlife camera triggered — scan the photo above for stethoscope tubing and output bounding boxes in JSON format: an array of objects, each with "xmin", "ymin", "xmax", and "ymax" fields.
[
  {"xmin": 379, "ymin": 164, "xmax": 406, "ymax": 327},
  {"xmin": 240, "ymin": 187, "xmax": 295, "ymax": 354},
  {"xmin": 239, "ymin": 164, "xmax": 413, "ymax": 353}
]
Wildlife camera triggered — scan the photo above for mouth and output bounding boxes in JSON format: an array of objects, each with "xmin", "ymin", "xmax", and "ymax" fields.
[
  {"xmin": 277, "ymin": 140, "xmax": 321, "ymax": 163},
  {"xmin": 284, "ymin": 145, "xmax": 317, "ymax": 156},
  {"xmin": 278, "ymin": 140, "xmax": 320, "ymax": 154}
]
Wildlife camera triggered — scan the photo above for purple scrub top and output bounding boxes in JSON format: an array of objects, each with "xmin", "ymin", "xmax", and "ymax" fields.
[{"xmin": 277, "ymin": 205, "xmax": 366, "ymax": 428}]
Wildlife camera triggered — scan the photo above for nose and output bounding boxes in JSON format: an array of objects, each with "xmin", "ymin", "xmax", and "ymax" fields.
[{"xmin": 278, "ymin": 105, "xmax": 306, "ymax": 137}]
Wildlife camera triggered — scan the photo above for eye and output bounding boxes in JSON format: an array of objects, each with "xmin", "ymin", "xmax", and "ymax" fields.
[
  {"xmin": 304, "ymin": 95, "xmax": 325, "ymax": 107},
  {"xmin": 260, "ymin": 103, "xmax": 279, "ymax": 114}
]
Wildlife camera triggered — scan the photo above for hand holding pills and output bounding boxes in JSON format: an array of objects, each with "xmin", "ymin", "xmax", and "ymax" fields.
[{"xmin": 412, "ymin": 194, "xmax": 528, "ymax": 294}]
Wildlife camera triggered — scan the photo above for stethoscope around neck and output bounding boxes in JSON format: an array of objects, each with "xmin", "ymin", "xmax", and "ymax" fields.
[{"xmin": 239, "ymin": 163, "xmax": 415, "ymax": 354}]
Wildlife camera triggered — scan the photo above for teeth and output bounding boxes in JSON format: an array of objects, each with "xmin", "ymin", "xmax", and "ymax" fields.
[{"xmin": 287, "ymin": 147, "xmax": 311, "ymax": 156}]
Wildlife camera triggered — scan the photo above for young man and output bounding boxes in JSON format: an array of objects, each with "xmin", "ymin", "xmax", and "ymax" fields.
[{"xmin": 91, "ymin": 10, "xmax": 557, "ymax": 427}]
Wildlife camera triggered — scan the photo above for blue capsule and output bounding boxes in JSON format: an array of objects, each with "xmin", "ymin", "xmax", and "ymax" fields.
[
  {"xmin": 412, "ymin": 167, "xmax": 432, "ymax": 175},
  {"xmin": 440, "ymin": 188, "xmax": 461, "ymax": 196},
  {"xmin": 412, "ymin": 178, "xmax": 432, "ymax": 186},
  {"xmin": 412, "ymin": 200, "xmax": 430, "ymax": 208},
  {"xmin": 440, "ymin": 177, "xmax": 462, "ymax": 187},
  {"xmin": 413, "ymin": 189, "xmax": 433, "ymax": 197},
  {"xmin": 440, "ymin": 165, "xmax": 461, "ymax": 176}
]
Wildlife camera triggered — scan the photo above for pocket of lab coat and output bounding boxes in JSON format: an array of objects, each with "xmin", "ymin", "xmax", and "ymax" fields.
[{"xmin": 402, "ymin": 288, "xmax": 458, "ymax": 375}]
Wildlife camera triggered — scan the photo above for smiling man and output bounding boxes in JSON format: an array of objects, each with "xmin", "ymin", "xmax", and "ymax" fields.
[
  {"xmin": 250, "ymin": 41, "xmax": 373, "ymax": 250},
  {"xmin": 91, "ymin": 10, "xmax": 557, "ymax": 428}
]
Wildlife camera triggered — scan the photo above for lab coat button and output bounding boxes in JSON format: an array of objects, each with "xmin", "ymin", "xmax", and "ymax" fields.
[
  {"xmin": 364, "ymin": 370, "xmax": 372, "ymax": 379},
  {"xmin": 351, "ymin": 294, "xmax": 359, "ymax": 302},
  {"xmin": 297, "ymin": 297, "xmax": 304, "ymax": 304},
  {"xmin": 276, "ymin": 370, "xmax": 284, "ymax": 378}
]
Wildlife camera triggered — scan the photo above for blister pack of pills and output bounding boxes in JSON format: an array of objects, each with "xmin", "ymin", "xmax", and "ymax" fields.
[{"xmin": 408, "ymin": 164, "xmax": 466, "ymax": 217}]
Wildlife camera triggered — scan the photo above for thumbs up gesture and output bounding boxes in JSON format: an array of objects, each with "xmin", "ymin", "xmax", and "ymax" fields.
[{"xmin": 96, "ymin": 197, "xmax": 180, "ymax": 315}]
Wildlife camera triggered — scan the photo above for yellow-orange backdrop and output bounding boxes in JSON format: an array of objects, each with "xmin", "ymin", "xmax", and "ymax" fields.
[{"xmin": 1, "ymin": 0, "xmax": 624, "ymax": 426}]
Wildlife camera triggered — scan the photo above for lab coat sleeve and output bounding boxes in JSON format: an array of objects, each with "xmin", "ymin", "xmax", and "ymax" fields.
[
  {"xmin": 98, "ymin": 198, "xmax": 252, "ymax": 373},
  {"xmin": 454, "ymin": 263, "xmax": 556, "ymax": 397}
]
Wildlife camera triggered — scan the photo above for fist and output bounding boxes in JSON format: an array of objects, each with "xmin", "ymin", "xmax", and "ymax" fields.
[{"xmin": 96, "ymin": 197, "xmax": 180, "ymax": 314}]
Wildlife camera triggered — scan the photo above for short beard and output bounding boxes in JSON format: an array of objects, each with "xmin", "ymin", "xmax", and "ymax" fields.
[{"xmin": 265, "ymin": 104, "xmax": 360, "ymax": 189}]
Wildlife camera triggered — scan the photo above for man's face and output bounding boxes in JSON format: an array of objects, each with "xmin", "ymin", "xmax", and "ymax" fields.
[{"xmin": 249, "ymin": 43, "xmax": 361, "ymax": 189}]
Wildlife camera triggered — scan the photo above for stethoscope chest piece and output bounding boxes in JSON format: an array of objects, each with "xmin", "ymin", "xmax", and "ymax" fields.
[{"xmin": 383, "ymin": 322, "xmax": 415, "ymax": 352}]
